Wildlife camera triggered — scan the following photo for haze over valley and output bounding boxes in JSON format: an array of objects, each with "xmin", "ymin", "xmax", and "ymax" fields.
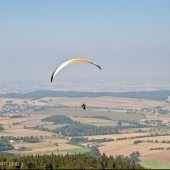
[{"xmin": 1, "ymin": 0, "xmax": 170, "ymax": 169}]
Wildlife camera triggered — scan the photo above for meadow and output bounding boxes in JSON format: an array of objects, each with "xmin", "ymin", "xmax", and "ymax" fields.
[{"xmin": 140, "ymin": 160, "xmax": 170, "ymax": 169}]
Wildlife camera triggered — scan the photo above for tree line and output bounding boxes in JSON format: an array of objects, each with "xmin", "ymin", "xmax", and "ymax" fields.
[{"xmin": 0, "ymin": 153, "xmax": 145, "ymax": 169}]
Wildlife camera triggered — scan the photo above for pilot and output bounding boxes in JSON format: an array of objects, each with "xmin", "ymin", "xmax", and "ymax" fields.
[{"xmin": 82, "ymin": 103, "xmax": 86, "ymax": 110}]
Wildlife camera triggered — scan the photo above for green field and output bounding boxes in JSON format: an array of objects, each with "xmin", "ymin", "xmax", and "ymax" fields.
[
  {"xmin": 42, "ymin": 123, "xmax": 68, "ymax": 130},
  {"xmin": 141, "ymin": 160, "xmax": 170, "ymax": 169},
  {"xmin": 58, "ymin": 147, "xmax": 91, "ymax": 154},
  {"xmin": 89, "ymin": 122, "xmax": 117, "ymax": 127},
  {"xmin": 4, "ymin": 146, "xmax": 91, "ymax": 155}
]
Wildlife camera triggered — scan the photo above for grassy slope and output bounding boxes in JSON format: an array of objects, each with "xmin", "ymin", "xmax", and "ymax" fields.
[
  {"xmin": 58, "ymin": 147, "xmax": 91, "ymax": 154},
  {"xmin": 141, "ymin": 160, "xmax": 170, "ymax": 169}
]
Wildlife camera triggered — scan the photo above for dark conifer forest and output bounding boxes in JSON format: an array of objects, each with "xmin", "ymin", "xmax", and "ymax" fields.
[{"xmin": 0, "ymin": 153, "xmax": 145, "ymax": 169}]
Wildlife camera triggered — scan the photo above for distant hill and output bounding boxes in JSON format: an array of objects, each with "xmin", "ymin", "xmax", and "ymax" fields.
[{"xmin": 0, "ymin": 90, "xmax": 170, "ymax": 101}]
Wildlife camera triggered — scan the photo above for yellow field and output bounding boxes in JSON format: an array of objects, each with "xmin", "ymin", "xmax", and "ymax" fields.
[
  {"xmin": 0, "ymin": 117, "xmax": 28, "ymax": 125},
  {"xmin": 0, "ymin": 114, "xmax": 49, "ymax": 127},
  {"xmin": 86, "ymin": 133, "xmax": 149, "ymax": 140},
  {"xmin": 44, "ymin": 96, "xmax": 170, "ymax": 110},
  {"xmin": 142, "ymin": 150, "xmax": 170, "ymax": 162},
  {"xmin": 0, "ymin": 123, "xmax": 56, "ymax": 137},
  {"xmin": 1, "ymin": 96, "xmax": 170, "ymax": 113},
  {"xmin": 0, "ymin": 113, "xmax": 57, "ymax": 137},
  {"xmin": 98, "ymin": 135, "xmax": 170, "ymax": 162}
]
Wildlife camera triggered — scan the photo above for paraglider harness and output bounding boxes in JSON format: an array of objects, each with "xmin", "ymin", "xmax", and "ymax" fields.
[{"xmin": 82, "ymin": 103, "xmax": 86, "ymax": 110}]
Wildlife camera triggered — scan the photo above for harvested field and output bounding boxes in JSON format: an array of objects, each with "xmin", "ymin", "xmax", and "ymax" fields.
[
  {"xmin": 0, "ymin": 114, "xmax": 48, "ymax": 127},
  {"xmin": 1, "ymin": 126, "xmax": 56, "ymax": 137},
  {"xmin": 19, "ymin": 119, "xmax": 47, "ymax": 127},
  {"xmin": 86, "ymin": 133, "xmax": 149, "ymax": 140},
  {"xmin": 98, "ymin": 135, "xmax": 170, "ymax": 162},
  {"xmin": 142, "ymin": 150, "xmax": 170, "ymax": 162},
  {"xmin": 44, "ymin": 96, "xmax": 170, "ymax": 110},
  {"xmin": 0, "ymin": 98, "xmax": 45, "ymax": 107},
  {"xmin": 0, "ymin": 117, "xmax": 28, "ymax": 125}
]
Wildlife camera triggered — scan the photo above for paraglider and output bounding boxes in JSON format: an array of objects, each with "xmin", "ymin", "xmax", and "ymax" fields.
[
  {"xmin": 51, "ymin": 58, "xmax": 102, "ymax": 109},
  {"xmin": 82, "ymin": 103, "xmax": 86, "ymax": 110}
]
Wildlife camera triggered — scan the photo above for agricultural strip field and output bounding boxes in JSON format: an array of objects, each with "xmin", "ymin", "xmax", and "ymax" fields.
[
  {"xmin": 4, "ymin": 138, "xmax": 85, "ymax": 155},
  {"xmin": 97, "ymin": 135, "xmax": 170, "ymax": 162},
  {"xmin": 44, "ymin": 96, "xmax": 170, "ymax": 110},
  {"xmin": 0, "ymin": 98, "xmax": 46, "ymax": 107},
  {"xmin": 0, "ymin": 126, "xmax": 56, "ymax": 137},
  {"xmin": 0, "ymin": 114, "xmax": 47, "ymax": 126},
  {"xmin": 86, "ymin": 133, "xmax": 150, "ymax": 140}
]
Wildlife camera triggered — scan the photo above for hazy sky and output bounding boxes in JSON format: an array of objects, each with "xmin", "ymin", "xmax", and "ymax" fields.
[{"xmin": 0, "ymin": 0, "xmax": 170, "ymax": 83}]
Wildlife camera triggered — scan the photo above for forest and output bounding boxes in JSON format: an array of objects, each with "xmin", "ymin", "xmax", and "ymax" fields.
[
  {"xmin": 52, "ymin": 122, "xmax": 147, "ymax": 136},
  {"xmin": 0, "ymin": 153, "xmax": 145, "ymax": 169}
]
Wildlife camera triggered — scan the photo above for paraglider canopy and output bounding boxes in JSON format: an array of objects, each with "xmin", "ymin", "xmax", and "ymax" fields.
[{"xmin": 51, "ymin": 58, "xmax": 101, "ymax": 83}]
